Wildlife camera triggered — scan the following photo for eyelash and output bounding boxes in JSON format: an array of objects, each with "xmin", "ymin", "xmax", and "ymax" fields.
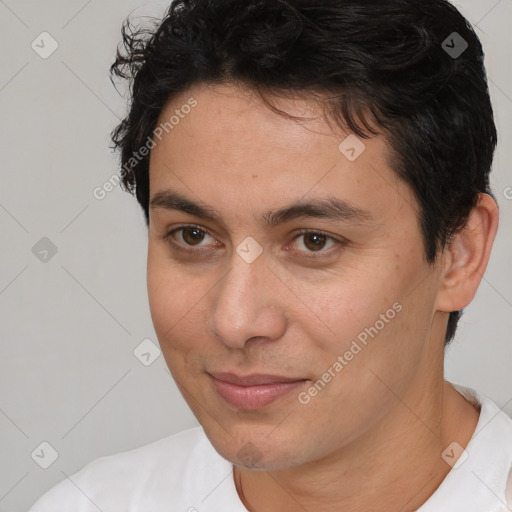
[{"xmin": 161, "ymin": 224, "xmax": 346, "ymax": 258}]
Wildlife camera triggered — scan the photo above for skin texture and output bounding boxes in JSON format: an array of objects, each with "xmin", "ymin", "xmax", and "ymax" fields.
[{"xmin": 147, "ymin": 82, "xmax": 499, "ymax": 511}]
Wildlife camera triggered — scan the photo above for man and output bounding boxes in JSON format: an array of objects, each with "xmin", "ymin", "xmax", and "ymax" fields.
[{"xmin": 30, "ymin": 0, "xmax": 512, "ymax": 510}]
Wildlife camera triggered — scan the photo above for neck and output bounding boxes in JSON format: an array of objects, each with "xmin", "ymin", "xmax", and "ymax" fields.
[{"xmin": 233, "ymin": 379, "xmax": 479, "ymax": 512}]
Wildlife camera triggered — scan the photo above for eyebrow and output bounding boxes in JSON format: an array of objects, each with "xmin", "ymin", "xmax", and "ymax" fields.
[{"xmin": 149, "ymin": 190, "xmax": 374, "ymax": 227}]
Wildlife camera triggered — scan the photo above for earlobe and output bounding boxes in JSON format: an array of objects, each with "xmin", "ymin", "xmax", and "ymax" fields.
[{"xmin": 436, "ymin": 193, "xmax": 499, "ymax": 313}]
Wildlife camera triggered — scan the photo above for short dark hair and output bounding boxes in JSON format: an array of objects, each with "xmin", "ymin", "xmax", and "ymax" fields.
[{"xmin": 110, "ymin": 0, "xmax": 497, "ymax": 346}]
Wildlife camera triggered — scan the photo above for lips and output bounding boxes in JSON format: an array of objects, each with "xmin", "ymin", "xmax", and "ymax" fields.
[
  {"xmin": 210, "ymin": 372, "xmax": 305, "ymax": 386},
  {"xmin": 209, "ymin": 372, "xmax": 307, "ymax": 410}
]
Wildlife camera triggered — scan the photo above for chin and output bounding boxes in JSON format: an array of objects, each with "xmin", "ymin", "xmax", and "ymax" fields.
[{"xmin": 203, "ymin": 422, "xmax": 309, "ymax": 471}]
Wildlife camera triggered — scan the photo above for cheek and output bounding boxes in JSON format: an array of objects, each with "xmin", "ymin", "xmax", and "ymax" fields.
[
  {"xmin": 288, "ymin": 250, "xmax": 434, "ymax": 393},
  {"xmin": 282, "ymin": 261, "xmax": 404, "ymax": 356},
  {"xmin": 147, "ymin": 245, "xmax": 199, "ymax": 349},
  {"xmin": 147, "ymin": 243, "xmax": 222, "ymax": 372}
]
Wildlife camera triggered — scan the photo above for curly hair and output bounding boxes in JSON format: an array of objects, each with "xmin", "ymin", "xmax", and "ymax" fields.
[{"xmin": 110, "ymin": 0, "xmax": 497, "ymax": 346}]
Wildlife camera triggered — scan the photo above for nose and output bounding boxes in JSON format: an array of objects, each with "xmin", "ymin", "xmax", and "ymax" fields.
[{"xmin": 207, "ymin": 251, "xmax": 287, "ymax": 349}]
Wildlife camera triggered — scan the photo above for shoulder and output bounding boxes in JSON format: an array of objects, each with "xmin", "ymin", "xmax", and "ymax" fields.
[
  {"xmin": 29, "ymin": 426, "xmax": 237, "ymax": 512},
  {"xmin": 420, "ymin": 384, "xmax": 512, "ymax": 511}
]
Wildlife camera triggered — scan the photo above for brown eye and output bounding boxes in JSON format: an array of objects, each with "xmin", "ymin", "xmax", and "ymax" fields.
[
  {"xmin": 181, "ymin": 227, "xmax": 207, "ymax": 246},
  {"xmin": 302, "ymin": 233, "xmax": 328, "ymax": 251},
  {"xmin": 162, "ymin": 224, "xmax": 219, "ymax": 253},
  {"xmin": 289, "ymin": 230, "xmax": 341, "ymax": 255}
]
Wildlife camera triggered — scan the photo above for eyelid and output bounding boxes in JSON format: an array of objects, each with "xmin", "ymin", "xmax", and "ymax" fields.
[
  {"xmin": 162, "ymin": 223, "xmax": 213, "ymax": 239},
  {"xmin": 161, "ymin": 224, "xmax": 219, "ymax": 253},
  {"xmin": 286, "ymin": 228, "xmax": 346, "ymax": 257},
  {"xmin": 162, "ymin": 224, "xmax": 346, "ymax": 256}
]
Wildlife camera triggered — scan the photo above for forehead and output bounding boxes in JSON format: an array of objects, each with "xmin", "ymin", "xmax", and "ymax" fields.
[
  {"xmin": 148, "ymin": 82, "xmax": 417, "ymax": 225},
  {"xmin": 153, "ymin": 82, "xmax": 382, "ymax": 161}
]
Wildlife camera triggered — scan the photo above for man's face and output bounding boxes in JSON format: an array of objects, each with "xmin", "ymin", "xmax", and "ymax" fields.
[{"xmin": 147, "ymin": 83, "xmax": 445, "ymax": 470}]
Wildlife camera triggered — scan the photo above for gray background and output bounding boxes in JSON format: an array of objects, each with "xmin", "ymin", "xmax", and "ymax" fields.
[{"xmin": 0, "ymin": 1, "xmax": 510, "ymax": 511}]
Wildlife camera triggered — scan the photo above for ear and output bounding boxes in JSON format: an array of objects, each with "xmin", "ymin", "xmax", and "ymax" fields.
[{"xmin": 436, "ymin": 193, "xmax": 499, "ymax": 313}]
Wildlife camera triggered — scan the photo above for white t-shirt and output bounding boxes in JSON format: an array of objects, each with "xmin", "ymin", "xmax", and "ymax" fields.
[{"xmin": 29, "ymin": 385, "xmax": 512, "ymax": 512}]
